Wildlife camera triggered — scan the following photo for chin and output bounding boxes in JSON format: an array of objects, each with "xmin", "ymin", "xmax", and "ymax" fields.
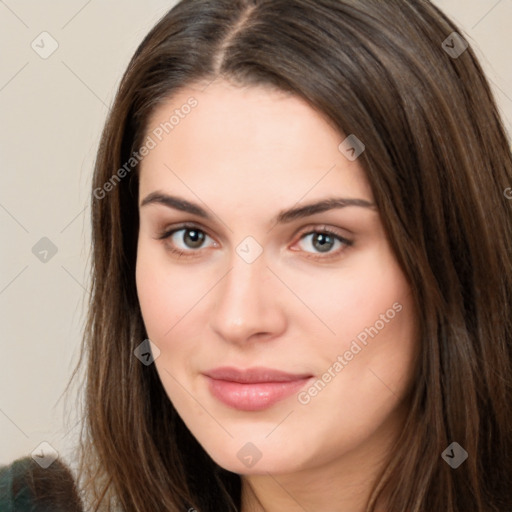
[{"xmin": 193, "ymin": 430, "xmax": 311, "ymax": 476}]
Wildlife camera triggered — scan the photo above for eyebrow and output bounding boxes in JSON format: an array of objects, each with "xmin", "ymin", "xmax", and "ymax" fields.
[{"xmin": 140, "ymin": 192, "xmax": 376, "ymax": 224}]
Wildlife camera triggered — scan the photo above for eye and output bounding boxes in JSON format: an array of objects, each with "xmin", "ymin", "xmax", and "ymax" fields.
[
  {"xmin": 158, "ymin": 225, "xmax": 216, "ymax": 254},
  {"xmin": 295, "ymin": 228, "xmax": 352, "ymax": 256}
]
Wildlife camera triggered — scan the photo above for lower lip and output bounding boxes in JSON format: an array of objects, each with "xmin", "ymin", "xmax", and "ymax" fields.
[{"xmin": 205, "ymin": 376, "xmax": 312, "ymax": 411}]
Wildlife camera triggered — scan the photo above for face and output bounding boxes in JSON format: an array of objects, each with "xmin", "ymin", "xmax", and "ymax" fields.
[{"xmin": 136, "ymin": 79, "xmax": 418, "ymax": 477}]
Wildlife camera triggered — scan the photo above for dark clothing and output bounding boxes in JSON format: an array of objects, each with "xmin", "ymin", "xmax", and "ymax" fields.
[{"xmin": 0, "ymin": 457, "xmax": 82, "ymax": 511}]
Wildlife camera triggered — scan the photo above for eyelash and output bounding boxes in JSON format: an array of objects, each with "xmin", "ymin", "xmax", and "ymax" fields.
[{"xmin": 156, "ymin": 223, "xmax": 353, "ymax": 261}]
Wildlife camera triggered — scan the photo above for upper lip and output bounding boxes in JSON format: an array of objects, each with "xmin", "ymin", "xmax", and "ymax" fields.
[{"xmin": 204, "ymin": 366, "xmax": 313, "ymax": 384}]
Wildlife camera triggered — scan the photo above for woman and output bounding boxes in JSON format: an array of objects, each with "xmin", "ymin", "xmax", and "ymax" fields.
[{"xmin": 2, "ymin": 0, "xmax": 511, "ymax": 511}]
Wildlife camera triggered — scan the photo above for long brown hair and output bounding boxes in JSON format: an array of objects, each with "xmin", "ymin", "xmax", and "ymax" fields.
[{"xmin": 75, "ymin": 1, "xmax": 512, "ymax": 510}]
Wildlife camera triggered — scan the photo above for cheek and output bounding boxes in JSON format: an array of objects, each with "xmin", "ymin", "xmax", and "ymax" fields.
[
  {"xmin": 297, "ymin": 243, "xmax": 418, "ymax": 405},
  {"xmin": 293, "ymin": 259, "xmax": 417, "ymax": 458},
  {"xmin": 135, "ymin": 259, "xmax": 170, "ymax": 340},
  {"xmin": 289, "ymin": 244, "xmax": 413, "ymax": 353},
  {"xmin": 135, "ymin": 243, "xmax": 205, "ymax": 341},
  {"xmin": 135, "ymin": 245, "xmax": 204, "ymax": 404}
]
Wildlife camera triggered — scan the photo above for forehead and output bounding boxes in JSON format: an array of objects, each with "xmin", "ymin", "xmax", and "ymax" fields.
[{"xmin": 139, "ymin": 80, "xmax": 372, "ymax": 207}]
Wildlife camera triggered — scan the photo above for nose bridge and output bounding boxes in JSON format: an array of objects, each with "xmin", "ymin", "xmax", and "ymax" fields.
[
  {"xmin": 209, "ymin": 248, "xmax": 285, "ymax": 342},
  {"xmin": 220, "ymin": 252, "xmax": 268, "ymax": 315}
]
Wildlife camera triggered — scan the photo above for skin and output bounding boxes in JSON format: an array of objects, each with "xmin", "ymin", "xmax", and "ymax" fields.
[{"xmin": 136, "ymin": 79, "xmax": 419, "ymax": 512}]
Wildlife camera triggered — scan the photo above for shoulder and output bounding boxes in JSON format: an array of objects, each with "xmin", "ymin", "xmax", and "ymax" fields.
[
  {"xmin": 0, "ymin": 458, "xmax": 33, "ymax": 512},
  {"xmin": 0, "ymin": 456, "xmax": 83, "ymax": 512}
]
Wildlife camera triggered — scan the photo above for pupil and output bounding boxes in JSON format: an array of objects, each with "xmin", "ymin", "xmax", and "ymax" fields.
[
  {"xmin": 313, "ymin": 233, "xmax": 334, "ymax": 252},
  {"xmin": 184, "ymin": 230, "xmax": 205, "ymax": 248}
]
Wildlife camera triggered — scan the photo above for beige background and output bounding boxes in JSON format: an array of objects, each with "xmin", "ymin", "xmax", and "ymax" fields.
[{"xmin": 0, "ymin": 0, "xmax": 511, "ymax": 465}]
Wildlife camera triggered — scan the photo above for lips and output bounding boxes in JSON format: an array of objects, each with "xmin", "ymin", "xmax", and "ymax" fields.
[{"xmin": 203, "ymin": 366, "xmax": 313, "ymax": 411}]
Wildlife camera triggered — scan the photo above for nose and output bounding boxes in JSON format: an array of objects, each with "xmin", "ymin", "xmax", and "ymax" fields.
[{"xmin": 208, "ymin": 253, "xmax": 287, "ymax": 345}]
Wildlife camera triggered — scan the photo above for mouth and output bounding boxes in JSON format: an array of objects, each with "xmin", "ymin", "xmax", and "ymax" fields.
[{"xmin": 203, "ymin": 366, "xmax": 314, "ymax": 411}]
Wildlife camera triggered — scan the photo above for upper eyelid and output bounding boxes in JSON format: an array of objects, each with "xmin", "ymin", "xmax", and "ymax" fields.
[{"xmin": 158, "ymin": 222, "xmax": 349, "ymax": 236}]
